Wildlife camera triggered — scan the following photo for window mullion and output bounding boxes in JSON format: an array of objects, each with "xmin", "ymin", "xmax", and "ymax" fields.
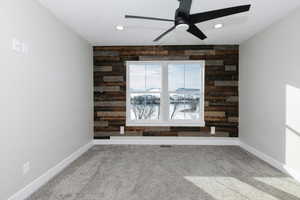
[
  {"xmin": 200, "ymin": 65, "xmax": 205, "ymax": 124},
  {"xmin": 161, "ymin": 63, "xmax": 169, "ymax": 122}
]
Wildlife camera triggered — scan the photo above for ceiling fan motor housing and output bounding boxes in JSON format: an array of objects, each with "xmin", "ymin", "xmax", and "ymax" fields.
[
  {"xmin": 175, "ymin": 18, "xmax": 190, "ymax": 30},
  {"xmin": 175, "ymin": 16, "xmax": 189, "ymax": 26},
  {"xmin": 175, "ymin": 13, "xmax": 190, "ymax": 31},
  {"xmin": 175, "ymin": 7, "xmax": 190, "ymax": 25}
]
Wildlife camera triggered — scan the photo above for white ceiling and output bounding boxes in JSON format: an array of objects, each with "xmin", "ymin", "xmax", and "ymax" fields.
[{"xmin": 38, "ymin": 0, "xmax": 300, "ymax": 46}]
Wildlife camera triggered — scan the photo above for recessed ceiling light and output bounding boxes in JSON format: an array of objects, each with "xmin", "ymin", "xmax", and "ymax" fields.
[
  {"xmin": 214, "ymin": 23, "xmax": 223, "ymax": 29},
  {"xmin": 116, "ymin": 25, "xmax": 124, "ymax": 31}
]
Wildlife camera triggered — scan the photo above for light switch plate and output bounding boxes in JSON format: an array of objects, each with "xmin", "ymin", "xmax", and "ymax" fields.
[
  {"xmin": 22, "ymin": 43, "xmax": 28, "ymax": 54},
  {"xmin": 12, "ymin": 38, "xmax": 22, "ymax": 52},
  {"xmin": 12, "ymin": 38, "xmax": 28, "ymax": 54}
]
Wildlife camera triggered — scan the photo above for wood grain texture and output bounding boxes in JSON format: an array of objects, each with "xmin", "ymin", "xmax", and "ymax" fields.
[{"xmin": 93, "ymin": 45, "xmax": 239, "ymax": 137}]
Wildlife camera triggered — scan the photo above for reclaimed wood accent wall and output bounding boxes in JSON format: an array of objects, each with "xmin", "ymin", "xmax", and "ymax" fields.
[{"xmin": 94, "ymin": 45, "xmax": 239, "ymax": 138}]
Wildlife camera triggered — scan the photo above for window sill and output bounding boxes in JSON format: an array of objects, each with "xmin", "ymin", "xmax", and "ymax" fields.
[{"xmin": 126, "ymin": 121, "xmax": 205, "ymax": 127}]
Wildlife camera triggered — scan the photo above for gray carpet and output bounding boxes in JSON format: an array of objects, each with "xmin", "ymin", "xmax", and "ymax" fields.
[{"xmin": 28, "ymin": 145, "xmax": 300, "ymax": 200}]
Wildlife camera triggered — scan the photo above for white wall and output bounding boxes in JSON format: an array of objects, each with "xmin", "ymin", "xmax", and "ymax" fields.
[
  {"xmin": 0, "ymin": 0, "xmax": 93, "ymax": 199},
  {"xmin": 240, "ymin": 7, "xmax": 300, "ymax": 176}
]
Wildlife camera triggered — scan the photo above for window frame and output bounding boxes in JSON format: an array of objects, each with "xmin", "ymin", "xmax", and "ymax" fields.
[{"xmin": 126, "ymin": 60, "xmax": 205, "ymax": 127}]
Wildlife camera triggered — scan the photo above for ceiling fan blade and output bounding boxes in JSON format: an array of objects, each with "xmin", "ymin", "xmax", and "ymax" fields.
[
  {"xmin": 125, "ymin": 15, "xmax": 174, "ymax": 22},
  {"xmin": 187, "ymin": 24, "xmax": 207, "ymax": 40},
  {"xmin": 178, "ymin": 0, "xmax": 192, "ymax": 15},
  {"xmin": 190, "ymin": 5, "xmax": 251, "ymax": 24},
  {"xmin": 154, "ymin": 26, "xmax": 176, "ymax": 42}
]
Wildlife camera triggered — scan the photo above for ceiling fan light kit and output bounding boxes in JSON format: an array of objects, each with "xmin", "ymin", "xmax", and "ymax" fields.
[
  {"xmin": 125, "ymin": 0, "xmax": 251, "ymax": 42},
  {"xmin": 175, "ymin": 23, "xmax": 190, "ymax": 30}
]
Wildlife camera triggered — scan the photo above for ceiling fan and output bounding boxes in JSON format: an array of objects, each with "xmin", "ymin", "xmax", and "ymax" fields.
[{"xmin": 125, "ymin": 0, "xmax": 251, "ymax": 42}]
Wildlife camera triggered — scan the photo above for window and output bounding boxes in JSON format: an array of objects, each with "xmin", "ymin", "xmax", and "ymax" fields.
[{"xmin": 126, "ymin": 61, "xmax": 205, "ymax": 127}]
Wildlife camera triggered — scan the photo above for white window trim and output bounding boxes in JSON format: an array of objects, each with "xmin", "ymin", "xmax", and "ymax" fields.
[{"xmin": 126, "ymin": 60, "xmax": 205, "ymax": 127}]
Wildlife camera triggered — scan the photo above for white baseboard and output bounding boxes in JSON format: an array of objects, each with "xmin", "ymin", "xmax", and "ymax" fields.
[
  {"xmin": 94, "ymin": 137, "xmax": 239, "ymax": 146},
  {"xmin": 8, "ymin": 141, "xmax": 93, "ymax": 200},
  {"xmin": 239, "ymin": 140, "xmax": 300, "ymax": 183}
]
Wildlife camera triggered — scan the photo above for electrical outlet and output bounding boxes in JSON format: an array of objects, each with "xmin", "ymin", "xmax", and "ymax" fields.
[
  {"xmin": 23, "ymin": 162, "xmax": 30, "ymax": 175},
  {"xmin": 210, "ymin": 127, "xmax": 216, "ymax": 135},
  {"xmin": 120, "ymin": 126, "xmax": 125, "ymax": 135}
]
